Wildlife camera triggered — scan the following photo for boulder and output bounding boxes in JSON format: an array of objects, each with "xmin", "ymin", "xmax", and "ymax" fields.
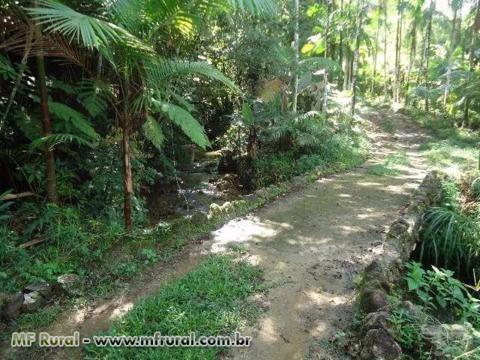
[
  {"xmin": 21, "ymin": 291, "xmax": 46, "ymax": 313},
  {"xmin": 362, "ymin": 311, "xmax": 390, "ymax": 333},
  {"xmin": 359, "ymin": 286, "xmax": 388, "ymax": 314},
  {"xmin": 360, "ymin": 328, "xmax": 402, "ymax": 360},
  {"xmin": 362, "ymin": 260, "xmax": 395, "ymax": 290},
  {"xmin": 57, "ymin": 274, "xmax": 81, "ymax": 295},
  {"xmin": 23, "ymin": 280, "xmax": 52, "ymax": 299},
  {"xmin": 2, "ymin": 292, "xmax": 24, "ymax": 321}
]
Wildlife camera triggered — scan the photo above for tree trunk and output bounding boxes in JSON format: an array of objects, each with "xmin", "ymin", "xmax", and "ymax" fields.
[
  {"xmin": 443, "ymin": 5, "xmax": 459, "ymax": 110},
  {"xmin": 292, "ymin": 0, "xmax": 300, "ymax": 114},
  {"xmin": 462, "ymin": 0, "xmax": 480, "ymax": 126},
  {"xmin": 423, "ymin": 0, "xmax": 434, "ymax": 113},
  {"xmin": 405, "ymin": 14, "xmax": 417, "ymax": 105},
  {"xmin": 1, "ymin": 29, "xmax": 33, "ymax": 129},
  {"xmin": 338, "ymin": 0, "xmax": 344, "ymax": 89},
  {"xmin": 371, "ymin": 0, "xmax": 381, "ymax": 95},
  {"xmin": 394, "ymin": 1, "xmax": 403, "ymax": 103},
  {"xmin": 383, "ymin": 0, "xmax": 388, "ymax": 100},
  {"xmin": 351, "ymin": 0, "xmax": 364, "ymax": 116},
  {"xmin": 35, "ymin": 18, "xmax": 57, "ymax": 204},
  {"xmin": 464, "ymin": 0, "xmax": 480, "ymax": 126},
  {"xmin": 121, "ymin": 78, "xmax": 133, "ymax": 232}
]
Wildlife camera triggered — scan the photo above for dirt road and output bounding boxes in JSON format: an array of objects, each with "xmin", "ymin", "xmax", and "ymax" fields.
[{"xmin": 202, "ymin": 108, "xmax": 429, "ymax": 359}]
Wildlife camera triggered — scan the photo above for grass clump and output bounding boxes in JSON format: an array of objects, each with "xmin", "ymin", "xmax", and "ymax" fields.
[
  {"xmin": 84, "ymin": 255, "xmax": 263, "ymax": 360},
  {"xmin": 368, "ymin": 151, "xmax": 411, "ymax": 176},
  {"xmin": 416, "ymin": 176, "xmax": 480, "ymax": 281}
]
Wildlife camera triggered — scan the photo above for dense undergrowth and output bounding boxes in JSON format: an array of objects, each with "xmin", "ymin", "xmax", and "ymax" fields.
[{"xmin": 387, "ymin": 170, "xmax": 480, "ymax": 359}]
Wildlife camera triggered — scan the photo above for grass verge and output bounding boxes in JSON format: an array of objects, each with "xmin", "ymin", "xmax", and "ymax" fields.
[
  {"xmin": 84, "ymin": 255, "xmax": 263, "ymax": 359},
  {"xmin": 404, "ymin": 108, "xmax": 479, "ymax": 174}
]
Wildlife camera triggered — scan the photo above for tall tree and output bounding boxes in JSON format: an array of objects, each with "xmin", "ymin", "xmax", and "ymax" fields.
[
  {"xmin": 292, "ymin": 0, "xmax": 300, "ymax": 114},
  {"xmin": 351, "ymin": 0, "xmax": 364, "ymax": 115},
  {"xmin": 405, "ymin": 0, "xmax": 424, "ymax": 105},
  {"xmin": 463, "ymin": 0, "xmax": 480, "ymax": 125},
  {"xmin": 34, "ymin": 1, "xmax": 57, "ymax": 203},
  {"xmin": 383, "ymin": 0, "xmax": 388, "ymax": 100},
  {"xmin": 443, "ymin": 0, "xmax": 462, "ymax": 110},
  {"xmin": 421, "ymin": 0, "xmax": 435, "ymax": 112},
  {"xmin": 394, "ymin": 0, "xmax": 405, "ymax": 102},
  {"xmin": 371, "ymin": 0, "xmax": 382, "ymax": 94}
]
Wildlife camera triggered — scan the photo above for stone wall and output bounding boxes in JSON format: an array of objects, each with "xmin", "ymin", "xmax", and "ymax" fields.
[{"xmin": 354, "ymin": 171, "xmax": 443, "ymax": 360}]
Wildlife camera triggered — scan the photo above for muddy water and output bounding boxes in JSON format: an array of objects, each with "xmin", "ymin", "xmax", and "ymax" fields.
[{"xmin": 147, "ymin": 152, "xmax": 240, "ymax": 222}]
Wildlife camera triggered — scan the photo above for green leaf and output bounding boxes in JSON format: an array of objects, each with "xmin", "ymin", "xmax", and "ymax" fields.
[
  {"xmin": 49, "ymin": 102, "xmax": 99, "ymax": 140},
  {"xmin": 153, "ymin": 100, "xmax": 210, "ymax": 149},
  {"xmin": 144, "ymin": 60, "xmax": 240, "ymax": 92},
  {"xmin": 241, "ymin": 103, "xmax": 255, "ymax": 126},
  {"xmin": 31, "ymin": 134, "xmax": 94, "ymax": 150},
  {"xmin": 143, "ymin": 115, "xmax": 165, "ymax": 151},
  {"xmin": 436, "ymin": 295, "xmax": 447, "ymax": 309},
  {"xmin": 27, "ymin": 0, "xmax": 122, "ymax": 49}
]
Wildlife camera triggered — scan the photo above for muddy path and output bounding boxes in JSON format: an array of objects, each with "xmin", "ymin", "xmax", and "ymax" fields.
[
  {"xmin": 202, "ymin": 108, "xmax": 430, "ymax": 359},
  {"xmin": 3, "ymin": 108, "xmax": 430, "ymax": 360}
]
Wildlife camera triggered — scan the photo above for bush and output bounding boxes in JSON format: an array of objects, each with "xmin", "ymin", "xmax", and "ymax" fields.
[
  {"xmin": 417, "ymin": 178, "xmax": 480, "ymax": 281},
  {"xmin": 253, "ymin": 153, "xmax": 296, "ymax": 188}
]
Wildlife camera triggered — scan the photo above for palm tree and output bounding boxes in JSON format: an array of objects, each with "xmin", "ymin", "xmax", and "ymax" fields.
[
  {"xmin": 27, "ymin": 0, "xmax": 275, "ymax": 231},
  {"xmin": 443, "ymin": 0, "xmax": 463, "ymax": 112},
  {"xmin": 292, "ymin": 0, "xmax": 300, "ymax": 114}
]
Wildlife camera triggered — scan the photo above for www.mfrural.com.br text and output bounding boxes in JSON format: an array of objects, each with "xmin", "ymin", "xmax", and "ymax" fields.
[{"xmin": 11, "ymin": 331, "xmax": 252, "ymax": 348}]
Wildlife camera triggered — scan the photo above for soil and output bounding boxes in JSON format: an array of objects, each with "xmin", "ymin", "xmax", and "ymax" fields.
[
  {"xmin": 205, "ymin": 107, "xmax": 429, "ymax": 359},
  {"xmin": 2, "ymin": 107, "xmax": 430, "ymax": 360}
]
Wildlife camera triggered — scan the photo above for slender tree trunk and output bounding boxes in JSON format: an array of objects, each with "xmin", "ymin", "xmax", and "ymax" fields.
[
  {"xmin": 444, "ymin": 5, "xmax": 459, "ymax": 110},
  {"xmin": 351, "ymin": 0, "xmax": 364, "ymax": 116},
  {"xmin": 325, "ymin": 0, "xmax": 332, "ymax": 58},
  {"xmin": 292, "ymin": 0, "xmax": 300, "ymax": 114},
  {"xmin": 463, "ymin": 0, "xmax": 480, "ymax": 126},
  {"xmin": 423, "ymin": 0, "xmax": 434, "ymax": 113},
  {"xmin": 383, "ymin": 0, "xmax": 388, "ymax": 100},
  {"xmin": 35, "ymin": 13, "xmax": 57, "ymax": 204},
  {"xmin": 343, "ymin": 52, "xmax": 350, "ymax": 91},
  {"xmin": 371, "ymin": 0, "xmax": 381, "ymax": 95},
  {"xmin": 121, "ymin": 77, "xmax": 133, "ymax": 232},
  {"xmin": 394, "ymin": 1, "xmax": 403, "ymax": 103},
  {"xmin": 405, "ymin": 16, "xmax": 417, "ymax": 105},
  {"xmin": 338, "ymin": 0, "xmax": 344, "ymax": 89},
  {"xmin": 1, "ymin": 29, "xmax": 33, "ymax": 130}
]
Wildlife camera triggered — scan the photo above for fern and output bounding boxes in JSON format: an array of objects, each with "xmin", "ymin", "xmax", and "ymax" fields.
[
  {"xmin": 0, "ymin": 55, "xmax": 17, "ymax": 81},
  {"xmin": 76, "ymin": 79, "xmax": 110, "ymax": 119},
  {"xmin": 143, "ymin": 115, "xmax": 165, "ymax": 151},
  {"xmin": 49, "ymin": 101, "xmax": 100, "ymax": 140},
  {"xmin": 31, "ymin": 133, "xmax": 95, "ymax": 150},
  {"xmin": 152, "ymin": 99, "xmax": 210, "ymax": 149}
]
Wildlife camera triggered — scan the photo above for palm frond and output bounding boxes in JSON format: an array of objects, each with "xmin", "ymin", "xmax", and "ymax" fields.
[
  {"xmin": 76, "ymin": 79, "xmax": 111, "ymax": 119},
  {"xmin": 227, "ymin": 0, "xmax": 277, "ymax": 15},
  {"xmin": 152, "ymin": 100, "xmax": 210, "ymax": 149},
  {"xmin": 31, "ymin": 133, "xmax": 95, "ymax": 150},
  {"xmin": 49, "ymin": 101, "xmax": 100, "ymax": 140},
  {"xmin": 143, "ymin": 114, "xmax": 165, "ymax": 151},
  {"xmin": 144, "ymin": 59, "xmax": 240, "ymax": 92},
  {"xmin": 26, "ymin": 0, "xmax": 123, "ymax": 49}
]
